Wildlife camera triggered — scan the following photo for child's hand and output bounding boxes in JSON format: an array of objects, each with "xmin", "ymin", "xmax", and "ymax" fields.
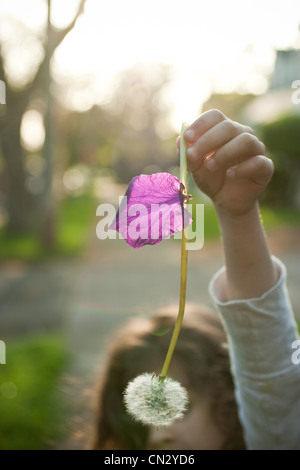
[{"xmin": 178, "ymin": 110, "xmax": 274, "ymax": 216}]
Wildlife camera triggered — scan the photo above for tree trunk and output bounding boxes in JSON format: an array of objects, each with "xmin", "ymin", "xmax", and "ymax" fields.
[
  {"xmin": 0, "ymin": 0, "xmax": 86, "ymax": 236},
  {"xmin": 0, "ymin": 111, "xmax": 30, "ymax": 233}
]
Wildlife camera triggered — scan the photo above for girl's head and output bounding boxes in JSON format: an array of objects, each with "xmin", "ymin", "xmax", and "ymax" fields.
[{"xmin": 90, "ymin": 305, "xmax": 245, "ymax": 450}]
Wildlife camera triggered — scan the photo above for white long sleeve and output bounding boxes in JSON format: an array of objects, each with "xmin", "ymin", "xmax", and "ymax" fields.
[{"xmin": 209, "ymin": 257, "xmax": 300, "ymax": 450}]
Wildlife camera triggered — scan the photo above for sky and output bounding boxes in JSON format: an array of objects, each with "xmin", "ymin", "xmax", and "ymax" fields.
[{"xmin": 1, "ymin": 0, "xmax": 300, "ymax": 131}]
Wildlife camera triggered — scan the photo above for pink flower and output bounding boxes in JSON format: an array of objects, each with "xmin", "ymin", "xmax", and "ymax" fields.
[{"xmin": 110, "ymin": 172, "xmax": 192, "ymax": 248}]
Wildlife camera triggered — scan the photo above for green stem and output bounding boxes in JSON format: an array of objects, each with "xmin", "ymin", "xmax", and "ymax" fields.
[
  {"xmin": 179, "ymin": 122, "xmax": 189, "ymax": 188},
  {"xmin": 160, "ymin": 123, "xmax": 189, "ymax": 378}
]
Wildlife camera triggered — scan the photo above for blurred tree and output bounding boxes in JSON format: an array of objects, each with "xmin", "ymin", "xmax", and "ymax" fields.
[
  {"xmin": 57, "ymin": 64, "xmax": 178, "ymax": 185},
  {"xmin": 58, "ymin": 105, "xmax": 115, "ymax": 170},
  {"xmin": 106, "ymin": 65, "xmax": 177, "ymax": 182},
  {"xmin": 258, "ymin": 114, "xmax": 300, "ymax": 207},
  {"xmin": 202, "ymin": 92, "xmax": 256, "ymax": 121},
  {"xmin": 0, "ymin": 0, "xmax": 86, "ymax": 237}
]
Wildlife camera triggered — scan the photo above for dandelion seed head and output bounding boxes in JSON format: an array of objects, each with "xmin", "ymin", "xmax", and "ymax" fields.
[{"xmin": 123, "ymin": 373, "xmax": 189, "ymax": 427}]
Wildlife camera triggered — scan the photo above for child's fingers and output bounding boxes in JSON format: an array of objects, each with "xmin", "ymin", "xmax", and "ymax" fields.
[
  {"xmin": 226, "ymin": 155, "xmax": 274, "ymax": 184},
  {"xmin": 205, "ymin": 133, "xmax": 266, "ymax": 171},
  {"xmin": 183, "ymin": 109, "xmax": 226, "ymax": 142},
  {"xmin": 186, "ymin": 120, "xmax": 253, "ymax": 163}
]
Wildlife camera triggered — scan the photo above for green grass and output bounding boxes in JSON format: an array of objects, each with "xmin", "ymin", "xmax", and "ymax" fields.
[
  {"xmin": 187, "ymin": 197, "xmax": 300, "ymax": 245},
  {"xmin": 0, "ymin": 195, "xmax": 95, "ymax": 261},
  {"xmin": 0, "ymin": 333, "xmax": 69, "ymax": 450},
  {"xmin": 55, "ymin": 194, "xmax": 95, "ymax": 257},
  {"xmin": 0, "ymin": 231, "xmax": 42, "ymax": 260},
  {"xmin": 260, "ymin": 206, "xmax": 300, "ymax": 230}
]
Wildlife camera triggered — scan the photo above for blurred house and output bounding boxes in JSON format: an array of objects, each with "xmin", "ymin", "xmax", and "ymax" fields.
[
  {"xmin": 242, "ymin": 49, "xmax": 300, "ymax": 125},
  {"xmin": 270, "ymin": 50, "xmax": 300, "ymax": 90}
]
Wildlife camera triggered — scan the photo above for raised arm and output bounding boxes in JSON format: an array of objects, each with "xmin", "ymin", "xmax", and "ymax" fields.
[{"xmin": 181, "ymin": 109, "xmax": 276, "ymax": 299}]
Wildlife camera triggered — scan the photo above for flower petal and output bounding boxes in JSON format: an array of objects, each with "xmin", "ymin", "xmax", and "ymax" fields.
[{"xmin": 110, "ymin": 173, "xmax": 193, "ymax": 248}]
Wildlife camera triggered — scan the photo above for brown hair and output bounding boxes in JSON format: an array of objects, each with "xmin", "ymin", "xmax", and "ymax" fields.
[{"xmin": 90, "ymin": 305, "xmax": 245, "ymax": 450}]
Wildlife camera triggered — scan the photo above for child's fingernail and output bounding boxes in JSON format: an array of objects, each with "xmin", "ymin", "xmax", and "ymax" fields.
[
  {"xmin": 184, "ymin": 129, "xmax": 195, "ymax": 141},
  {"xmin": 226, "ymin": 167, "xmax": 236, "ymax": 178},
  {"xmin": 205, "ymin": 157, "xmax": 217, "ymax": 171},
  {"xmin": 187, "ymin": 146, "xmax": 197, "ymax": 160}
]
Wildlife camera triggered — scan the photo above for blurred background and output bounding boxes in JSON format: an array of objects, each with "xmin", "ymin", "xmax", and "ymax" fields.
[{"xmin": 0, "ymin": 0, "xmax": 299, "ymax": 450}]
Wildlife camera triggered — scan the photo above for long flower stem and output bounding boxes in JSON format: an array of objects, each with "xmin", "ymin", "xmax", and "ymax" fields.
[{"xmin": 160, "ymin": 123, "xmax": 189, "ymax": 378}]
